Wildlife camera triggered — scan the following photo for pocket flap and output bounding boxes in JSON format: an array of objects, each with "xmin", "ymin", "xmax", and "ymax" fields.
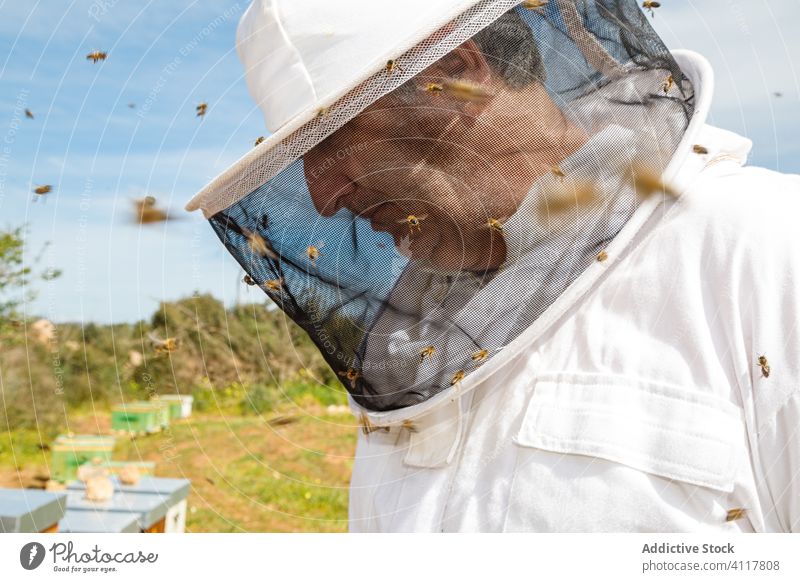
[{"xmin": 514, "ymin": 373, "xmax": 742, "ymax": 492}]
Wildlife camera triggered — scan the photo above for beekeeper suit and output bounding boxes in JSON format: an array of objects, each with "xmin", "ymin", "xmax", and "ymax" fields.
[{"xmin": 187, "ymin": 0, "xmax": 800, "ymax": 532}]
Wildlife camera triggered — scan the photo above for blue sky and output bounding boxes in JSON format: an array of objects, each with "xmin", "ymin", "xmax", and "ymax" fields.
[{"xmin": 1, "ymin": 0, "xmax": 798, "ymax": 324}]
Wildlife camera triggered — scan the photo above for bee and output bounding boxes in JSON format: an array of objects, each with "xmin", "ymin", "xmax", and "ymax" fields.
[
  {"xmin": 25, "ymin": 109, "xmax": 34, "ymax": 119},
  {"xmin": 339, "ymin": 368, "xmax": 361, "ymax": 388},
  {"xmin": 254, "ymin": 136, "xmax": 265, "ymax": 147},
  {"xmin": 316, "ymin": 107, "xmax": 330, "ymax": 118},
  {"xmin": 725, "ymin": 508, "xmax": 747, "ymax": 522},
  {"xmin": 397, "ymin": 214, "xmax": 428, "ymax": 234},
  {"xmin": 485, "ymin": 217, "xmax": 506, "ymax": 233},
  {"xmin": 243, "ymin": 275, "xmax": 257, "ymax": 286},
  {"xmin": 642, "ymin": 1, "xmax": 661, "ymax": 17},
  {"xmin": 624, "ymin": 163, "xmax": 679, "ymax": 199},
  {"xmin": 757, "ymin": 354, "xmax": 770, "ymax": 378},
  {"xmin": 133, "ymin": 196, "xmax": 171, "ymax": 224},
  {"xmin": 471, "ymin": 349, "xmax": 489, "ymax": 362},
  {"xmin": 264, "ymin": 278, "xmax": 284, "ymax": 292},
  {"xmin": 243, "ymin": 229, "xmax": 278, "ymax": 260},
  {"xmin": 305, "ymin": 243, "xmax": 325, "ymax": 266},
  {"xmin": 774, "ymin": 91, "xmax": 783, "ymax": 98},
  {"xmin": 127, "ymin": 103, "xmax": 136, "ymax": 109},
  {"xmin": 450, "ymin": 370, "xmax": 466, "ymax": 386},
  {"xmin": 538, "ymin": 180, "xmax": 598, "ymax": 215},
  {"xmin": 401, "ymin": 419, "xmax": 418, "ymax": 433},
  {"xmin": 33, "ymin": 184, "xmax": 53, "ymax": 196},
  {"xmin": 148, "ymin": 333, "xmax": 179, "ymax": 355},
  {"xmin": 359, "ymin": 412, "xmax": 388, "ymax": 436},
  {"xmin": 86, "ymin": 51, "xmax": 107, "ymax": 63},
  {"xmin": 196, "ymin": 102, "xmax": 208, "ymax": 117},
  {"xmin": 425, "ymin": 82, "xmax": 444, "ymax": 94},
  {"xmin": 385, "ymin": 59, "xmax": 402, "ymax": 74},
  {"xmin": 420, "ymin": 345, "xmax": 436, "ymax": 362},
  {"xmin": 442, "ymin": 78, "xmax": 496, "ymax": 103},
  {"xmin": 551, "ymin": 165, "xmax": 567, "ymax": 181},
  {"xmin": 692, "ymin": 144, "xmax": 709, "ymax": 155},
  {"xmin": 596, "ymin": 250, "xmax": 609, "ymax": 263},
  {"xmin": 522, "ymin": 0, "xmax": 549, "ymax": 11},
  {"xmin": 662, "ymin": 74, "xmax": 674, "ymax": 94}
]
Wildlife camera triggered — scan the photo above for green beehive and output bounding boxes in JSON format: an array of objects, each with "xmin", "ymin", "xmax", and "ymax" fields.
[
  {"xmin": 162, "ymin": 399, "xmax": 182, "ymax": 420},
  {"xmin": 111, "ymin": 403, "xmax": 159, "ymax": 435},
  {"xmin": 78, "ymin": 460, "xmax": 156, "ymax": 478},
  {"xmin": 50, "ymin": 434, "xmax": 115, "ymax": 483},
  {"xmin": 137, "ymin": 400, "xmax": 170, "ymax": 429}
]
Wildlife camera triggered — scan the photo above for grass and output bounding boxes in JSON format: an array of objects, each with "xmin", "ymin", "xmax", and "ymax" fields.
[{"xmin": 0, "ymin": 402, "xmax": 358, "ymax": 532}]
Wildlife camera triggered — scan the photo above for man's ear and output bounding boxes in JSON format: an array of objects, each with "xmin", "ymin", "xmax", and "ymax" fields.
[{"xmin": 451, "ymin": 39, "xmax": 493, "ymax": 85}]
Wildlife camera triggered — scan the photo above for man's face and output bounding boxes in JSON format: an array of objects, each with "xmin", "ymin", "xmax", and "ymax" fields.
[{"xmin": 304, "ymin": 44, "xmax": 535, "ymax": 273}]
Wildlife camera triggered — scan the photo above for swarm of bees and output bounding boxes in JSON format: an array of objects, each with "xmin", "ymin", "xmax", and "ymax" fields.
[
  {"xmin": 25, "ymin": 109, "xmax": 34, "ymax": 119},
  {"xmin": 148, "ymin": 332, "xmax": 179, "ymax": 355},
  {"xmin": 642, "ymin": 1, "xmax": 661, "ymax": 18},
  {"xmin": 86, "ymin": 51, "xmax": 107, "ymax": 63},
  {"xmin": 757, "ymin": 354, "xmax": 770, "ymax": 378},
  {"xmin": 397, "ymin": 214, "xmax": 428, "ymax": 234},
  {"xmin": 196, "ymin": 102, "xmax": 208, "ymax": 118},
  {"xmin": 420, "ymin": 345, "xmax": 436, "ymax": 362},
  {"xmin": 132, "ymin": 196, "xmax": 172, "ymax": 224}
]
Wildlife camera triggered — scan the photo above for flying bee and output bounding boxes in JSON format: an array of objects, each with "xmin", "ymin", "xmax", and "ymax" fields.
[
  {"xmin": 243, "ymin": 275, "xmax": 257, "ymax": 286},
  {"xmin": 86, "ymin": 51, "xmax": 107, "ymax": 63},
  {"xmin": 425, "ymin": 82, "xmax": 444, "ymax": 94},
  {"xmin": 264, "ymin": 277, "xmax": 284, "ymax": 293},
  {"xmin": 662, "ymin": 74, "xmax": 674, "ymax": 94},
  {"xmin": 522, "ymin": 0, "xmax": 549, "ymax": 11},
  {"xmin": 757, "ymin": 354, "xmax": 770, "ymax": 378},
  {"xmin": 624, "ymin": 163, "xmax": 679, "ymax": 199},
  {"xmin": 148, "ymin": 333, "xmax": 179, "ymax": 355},
  {"xmin": 420, "ymin": 345, "xmax": 436, "ymax": 363},
  {"xmin": 725, "ymin": 508, "xmax": 747, "ymax": 522},
  {"xmin": 25, "ymin": 109, "xmax": 34, "ymax": 119},
  {"xmin": 442, "ymin": 78, "xmax": 496, "ymax": 103},
  {"xmin": 450, "ymin": 370, "xmax": 466, "ymax": 386},
  {"xmin": 642, "ymin": 1, "xmax": 660, "ymax": 17},
  {"xmin": 132, "ymin": 196, "xmax": 172, "ymax": 224},
  {"xmin": 485, "ymin": 217, "xmax": 506, "ymax": 233},
  {"xmin": 196, "ymin": 102, "xmax": 208, "ymax": 117},
  {"xmin": 127, "ymin": 103, "xmax": 136, "ymax": 109},
  {"xmin": 692, "ymin": 144, "xmax": 709, "ymax": 155},
  {"xmin": 33, "ymin": 184, "xmax": 52, "ymax": 195},
  {"xmin": 551, "ymin": 165, "xmax": 567, "ymax": 181},
  {"xmin": 401, "ymin": 419, "xmax": 418, "ymax": 433},
  {"xmin": 538, "ymin": 180, "xmax": 598, "ymax": 215},
  {"xmin": 243, "ymin": 229, "xmax": 278, "ymax": 260},
  {"xmin": 397, "ymin": 214, "xmax": 428, "ymax": 234},
  {"xmin": 254, "ymin": 136, "xmax": 265, "ymax": 147},
  {"xmin": 338, "ymin": 368, "xmax": 361, "ymax": 389},
  {"xmin": 471, "ymin": 349, "xmax": 489, "ymax": 362}
]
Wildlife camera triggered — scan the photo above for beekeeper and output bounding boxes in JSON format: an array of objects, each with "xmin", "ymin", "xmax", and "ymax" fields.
[{"xmin": 187, "ymin": 0, "xmax": 800, "ymax": 532}]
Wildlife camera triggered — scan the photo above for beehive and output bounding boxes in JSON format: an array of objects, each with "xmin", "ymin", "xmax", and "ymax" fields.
[
  {"xmin": 78, "ymin": 460, "xmax": 156, "ymax": 479},
  {"xmin": 111, "ymin": 403, "xmax": 159, "ymax": 435},
  {"xmin": 50, "ymin": 434, "xmax": 115, "ymax": 483},
  {"xmin": 159, "ymin": 394, "xmax": 193, "ymax": 418},
  {"xmin": 0, "ymin": 488, "xmax": 67, "ymax": 532}
]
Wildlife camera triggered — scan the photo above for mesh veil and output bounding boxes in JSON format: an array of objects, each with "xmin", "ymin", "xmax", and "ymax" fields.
[{"xmin": 205, "ymin": 0, "xmax": 695, "ymax": 412}]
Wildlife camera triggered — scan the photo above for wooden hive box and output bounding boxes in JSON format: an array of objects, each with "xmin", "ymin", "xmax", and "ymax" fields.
[
  {"xmin": 111, "ymin": 403, "xmax": 160, "ymax": 435},
  {"xmin": 159, "ymin": 394, "xmax": 193, "ymax": 419},
  {"xmin": 50, "ymin": 434, "xmax": 116, "ymax": 483},
  {"xmin": 0, "ymin": 488, "xmax": 67, "ymax": 533}
]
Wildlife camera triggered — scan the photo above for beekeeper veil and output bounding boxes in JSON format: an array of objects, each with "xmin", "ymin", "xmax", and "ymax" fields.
[{"xmin": 187, "ymin": 0, "xmax": 694, "ymax": 412}]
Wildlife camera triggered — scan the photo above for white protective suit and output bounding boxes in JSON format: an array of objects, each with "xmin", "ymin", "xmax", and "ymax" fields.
[
  {"xmin": 187, "ymin": 0, "xmax": 800, "ymax": 533},
  {"xmin": 348, "ymin": 50, "xmax": 800, "ymax": 532}
]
